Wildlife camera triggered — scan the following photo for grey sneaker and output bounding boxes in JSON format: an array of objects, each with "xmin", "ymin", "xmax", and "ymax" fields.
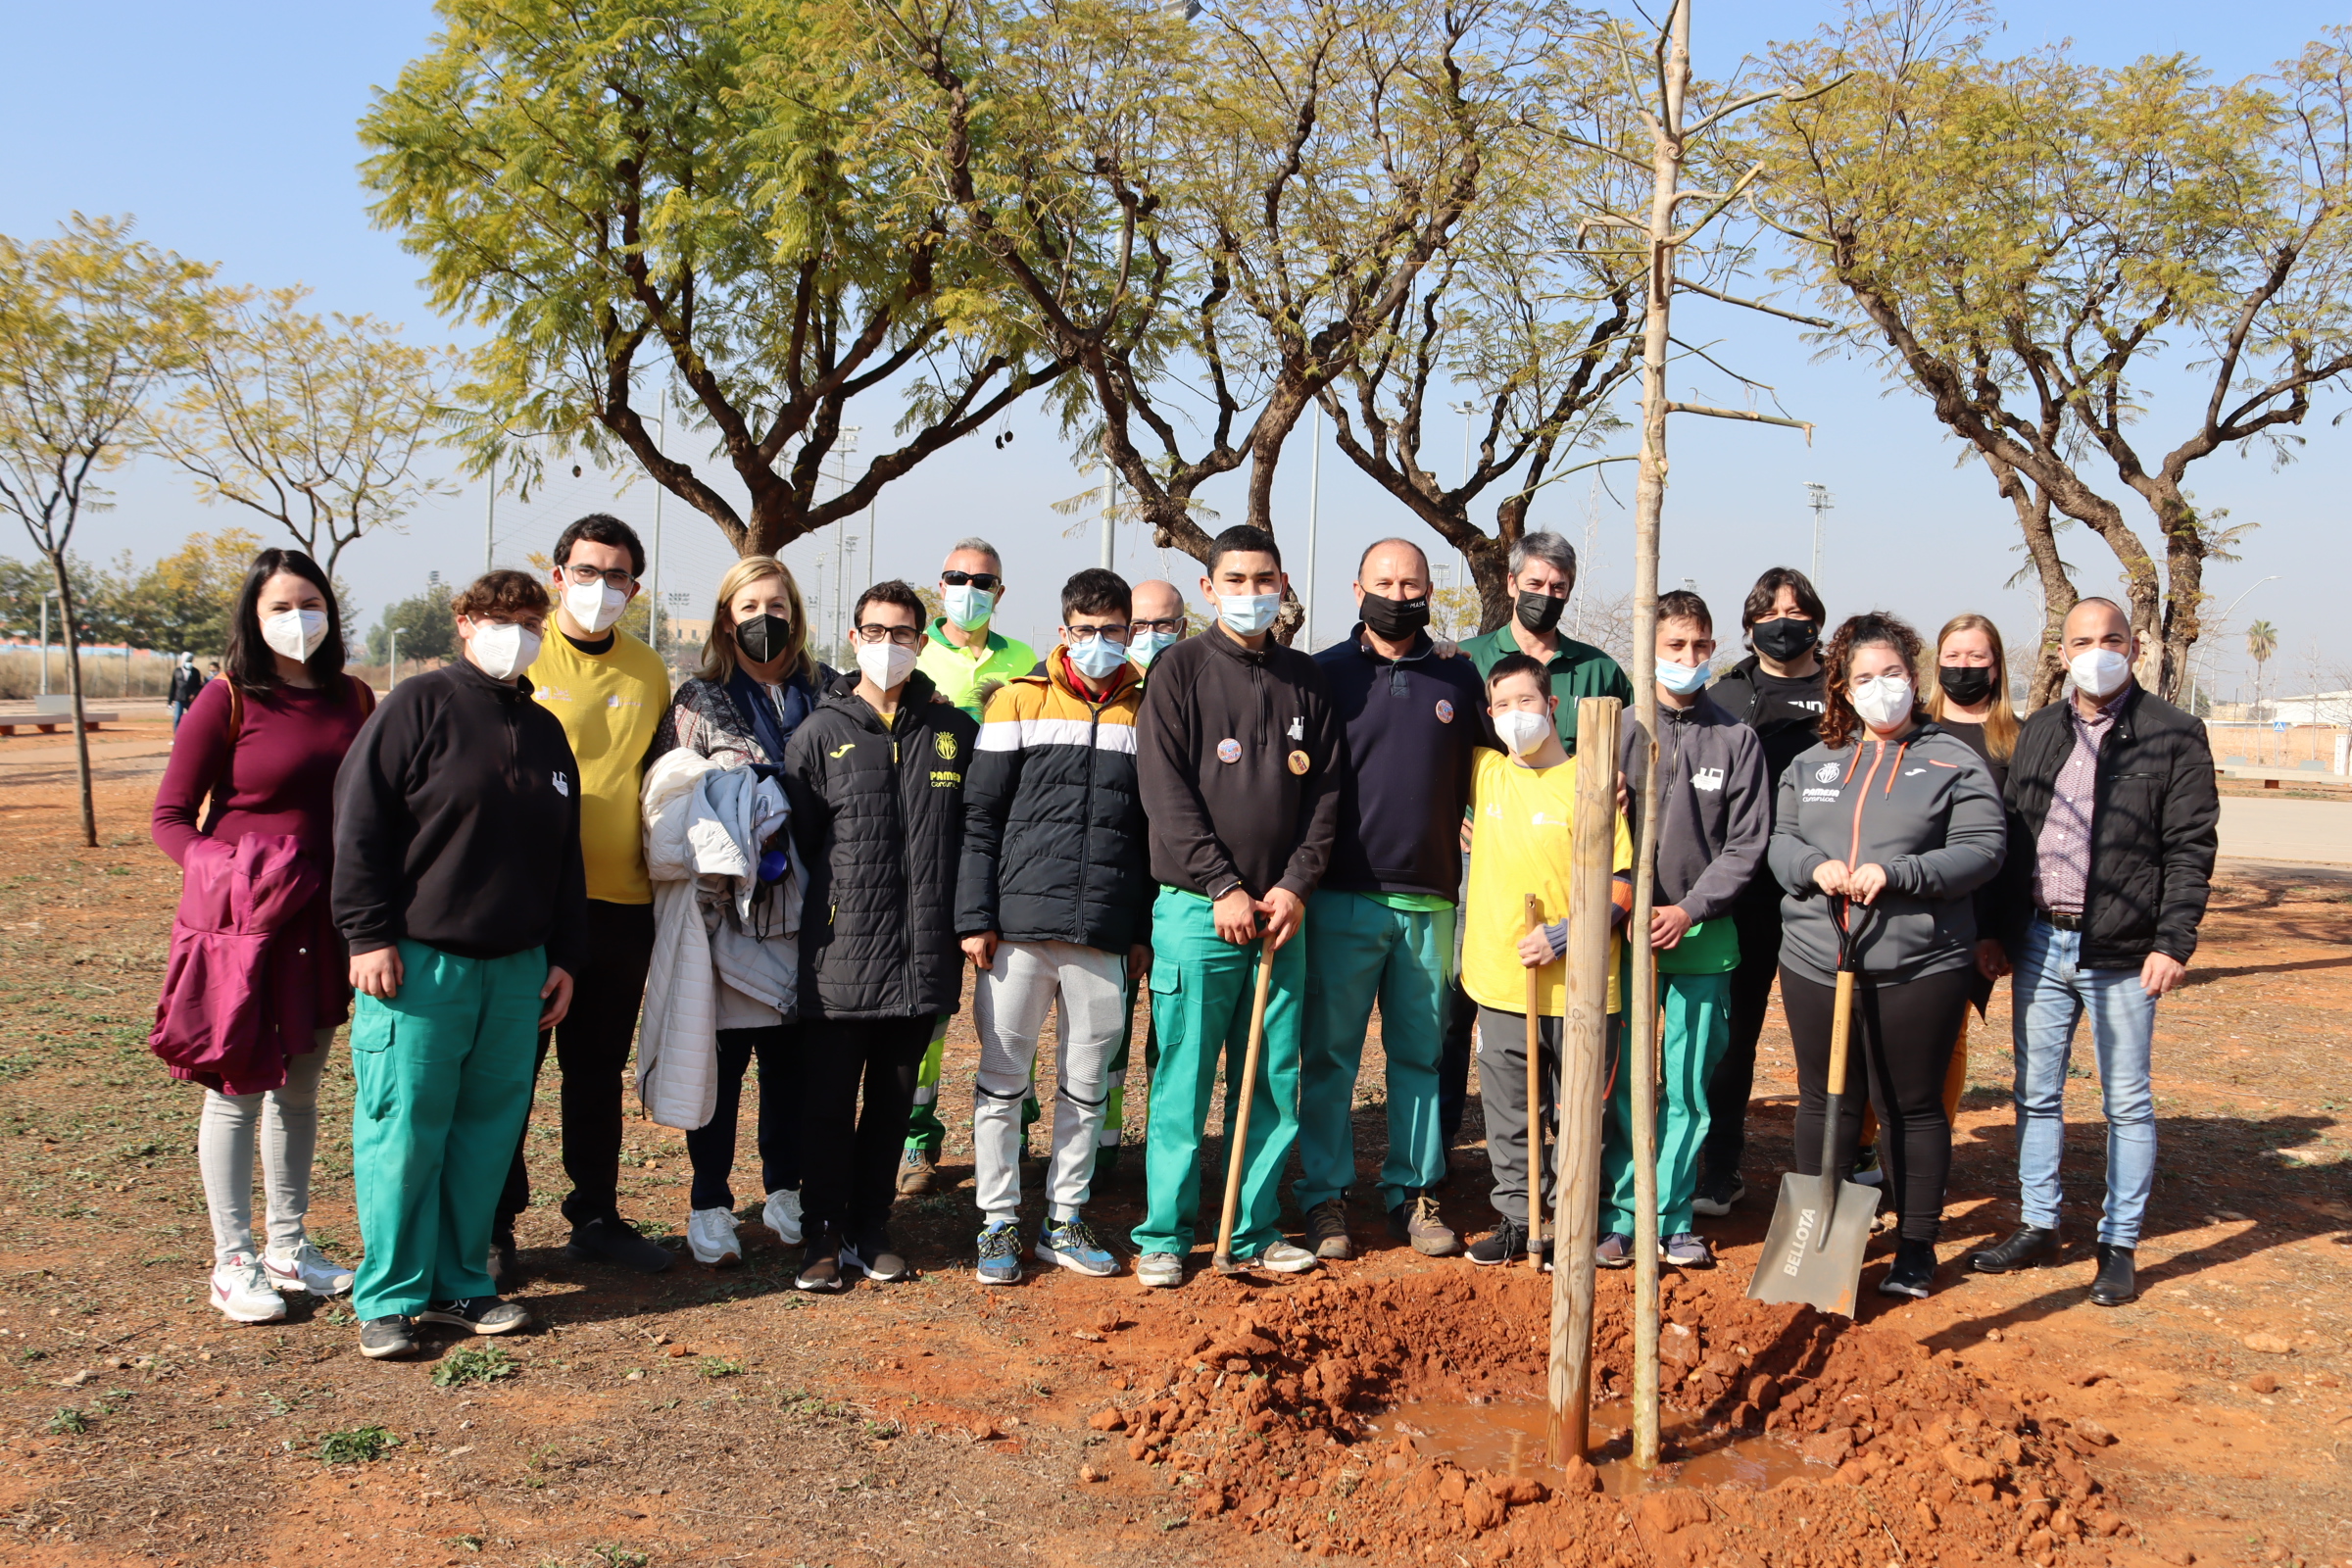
[
  {"xmin": 1304, "ymin": 1198, "xmax": 1353, "ymax": 1260},
  {"xmin": 418, "ymin": 1297, "xmax": 532, "ymax": 1335},
  {"xmin": 1662, "ymin": 1232, "xmax": 1713, "ymax": 1269},
  {"xmin": 358, "ymin": 1315, "xmax": 416, "ymax": 1360},
  {"xmin": 1137, "ymin": 1251, "xmax": 1184, "ymax": 1289},
  {"xmin": 1252, "ymin": 1241, "xmax": 1319, "ymax": 1274},
  {"xmin": 1387, "ymin": 1193, "xmax": 1462, "ymax": 1256},
  {"xmin": 1594, "ymin": 1232, "xmax": 1634, "ymax": 1269}
]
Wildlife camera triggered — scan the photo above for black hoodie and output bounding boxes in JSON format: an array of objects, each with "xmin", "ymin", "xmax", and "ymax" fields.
[
  {"xmin": 331, "ymin": 659, "xmax": 588, "ymax": 974},
  {"xmin": 783, "ymin": 669, "xmax": 981, "ymax": 1020}
]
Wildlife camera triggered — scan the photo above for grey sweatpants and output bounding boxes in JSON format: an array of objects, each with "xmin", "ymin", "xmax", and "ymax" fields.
[
  {"xmin": 973, "ymin": 941, "xmax": 1128, "ymax": 1224},
  {"xmin": 199, "ymin": 1029, "xmax": 334, "ymax": 1264},
  {"xmin": 1476, "ymin": 1006, "xmax": 1563, "ymax": 1227}
]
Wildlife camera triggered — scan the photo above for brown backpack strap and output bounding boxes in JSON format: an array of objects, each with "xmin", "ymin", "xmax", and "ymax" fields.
[
  {"xmin": 203, "ymin": 680, "xmax": 248, "ymax": 833},
  {"xmin": 350, "ymin": 673, "xmax": 377, "ymax": 716}
]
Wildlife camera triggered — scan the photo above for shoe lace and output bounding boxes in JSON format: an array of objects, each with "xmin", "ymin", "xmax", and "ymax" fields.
[
  {"xmin": 1309, "ymin": 1199, "xmax": 1347, "ymax": 1232},
  {"xmin": 1410, "ymin": 1194, "xmax": 1444, "ymax": 1225},
  {"xmin": 1053, "ymin": 1217, "xmax": 1107, "ymax": 1254},
  {"xmin": 978, "ymin": 1226, "xmax": 1021, "ymax": 1261}
]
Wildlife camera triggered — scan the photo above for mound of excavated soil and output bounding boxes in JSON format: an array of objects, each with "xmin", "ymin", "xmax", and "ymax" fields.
[{"xmin": 1091, "ymin": 1266, "xmax": 2136, "ymax": 1566}]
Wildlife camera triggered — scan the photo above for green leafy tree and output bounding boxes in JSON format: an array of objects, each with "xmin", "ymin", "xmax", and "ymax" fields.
[
  {"xmin": 360, "ymin": 0, "xmax": 1070, "ymax": 561},
  {"xmin": 149, "ymin": 286, "xmax": 459, "ymax": 576},
  {"xmin": 367, "ymin": 582, "xmax": 458, "ymax": 665},
  {"xmin": 0, "ymin": 215, "xmax": 212, "ymax": 845},
  {"xmin": 1757, "ymin": 15, "xmax": 2352, "ymax": 703}
]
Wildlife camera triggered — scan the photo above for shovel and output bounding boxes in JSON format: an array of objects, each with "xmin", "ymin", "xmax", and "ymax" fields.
[
  {"xmin": 1211, "ymin": 936, "xmax": 1277, "ymax": 1275},
  {"xmin": 1749, "ymin": 900, "xmax": 1879, "ymax": 1317}
]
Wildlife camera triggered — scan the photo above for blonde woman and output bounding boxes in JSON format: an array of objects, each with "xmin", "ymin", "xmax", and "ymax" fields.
[{"xmin": 648, "ymin": 557, "xmax": 833, "ymax": 1266}]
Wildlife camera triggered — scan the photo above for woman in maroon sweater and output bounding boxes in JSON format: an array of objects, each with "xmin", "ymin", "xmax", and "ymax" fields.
[{"xmin": 152, "ymin": 549, "xmax": 373, "ymax": 1325}]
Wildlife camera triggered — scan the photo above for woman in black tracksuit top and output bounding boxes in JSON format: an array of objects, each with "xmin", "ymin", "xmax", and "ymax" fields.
[{"xmin": 1767, "ymin": 612, "xmax": 2005, "ymax": 1300}]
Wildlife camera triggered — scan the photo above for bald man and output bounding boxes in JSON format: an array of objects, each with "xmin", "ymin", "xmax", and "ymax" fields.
[
  {"xmin": 1975, "ymin": 598, "xmax": 2217, "ymax": 1308},
  {"xmin": 1094, "ymin": 578, "xmax": 1188, "ymax": 1177},
  {"xmin": 1294, "ymin": 539, "xmax": 1492, "ymax": 1260}
]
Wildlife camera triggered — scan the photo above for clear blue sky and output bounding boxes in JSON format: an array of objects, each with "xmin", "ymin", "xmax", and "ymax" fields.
[{"xmin": 5, "ymin": 1, "xmax": 2347, "ymax": 702}]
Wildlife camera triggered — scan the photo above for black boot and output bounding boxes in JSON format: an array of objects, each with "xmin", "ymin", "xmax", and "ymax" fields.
[
  {"xmin": 1970, "ymin": 1226, "xmax": 2059, "ymax": 1274},
  {"xmin": 2089, "ymin": 1244, "xmax": 2136, "ymax": 1306},
  {"xmin": 1878, "ymin": 1238, "xmax": 1937, "ymax": 1298}
]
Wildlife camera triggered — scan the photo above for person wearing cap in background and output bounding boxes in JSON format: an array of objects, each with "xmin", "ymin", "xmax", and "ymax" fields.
[
  {"xmin": 1973, "ymin": 597, "xmax": 2218, "ymax": 1309},
  {"xmin": 168, "ymin": 652, "xmax": 206, "ymax": 732},
  {"xmin": 1691, "ymin": 565, "xmax": 1829, "ymax": 1220},
  {"xmin": 899, "ymin": 538, "xmax": 1042, "ymax": 1197},
  {"xmin": 1295, "ymin": 538, "xmax": 1490, "ymax": 1263},
  {"xmin": 1094, "ymin": 579, "xmax": 1190, "ymax": 1176},
  {"xmin": 487, "ymin": 514, "xmax": 674, "ymax": 1282},
  {"xmin": 1442, "ymin": 532, "xmax": 1632, "ymax": 1181}
]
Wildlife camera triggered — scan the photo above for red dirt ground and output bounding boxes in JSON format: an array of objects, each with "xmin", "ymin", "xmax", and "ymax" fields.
[{"xmin": 0, "ymin": 721, "xmax": 2344, "ymax": 1568}]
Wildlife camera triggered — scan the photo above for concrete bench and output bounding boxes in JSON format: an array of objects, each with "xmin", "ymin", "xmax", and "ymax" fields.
[{"xmin": 0, "ymin": 712, "xmax": 116, "ymax": 736}]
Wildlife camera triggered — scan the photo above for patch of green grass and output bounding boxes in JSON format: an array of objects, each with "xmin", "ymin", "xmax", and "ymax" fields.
[
  {"xmin": 445, "ymin": 1536, "xmax": 484, "ymax": 1554},
  {"xmin": 588, "ymin": 1548, "xmax": 651, "ymax": 1568},
  {"xmin": 317, "ymin": 1425, "xmax": 399, "ymax": 1464},
  {"xmin": 18, "ymin": 1347, "xmax": 46, "ymax": 1363},
  {"xmin": 44, "ymin": 1407, "xmax": 88, "ymax": 1435},
  {"xmin": 432, "ymin": 1345, "xmax": 517, "ymax": 1389},
  {"xmin": 696, "ymin": 1355, "xmax": 745, "ymax": 1380}
]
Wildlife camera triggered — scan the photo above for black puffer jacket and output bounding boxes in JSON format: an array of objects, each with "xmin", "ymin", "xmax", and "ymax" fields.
[
  {"xmin": 782, "ymin": 670, "xmax": 979, "ymax": 1020},
  {"xmin": 2000, "ymin": 683, "xmax": 2218, "ymax": 968},
  {"xmin": 956, "ymin": 654, "xmax": 1152, "ymax": 954}
]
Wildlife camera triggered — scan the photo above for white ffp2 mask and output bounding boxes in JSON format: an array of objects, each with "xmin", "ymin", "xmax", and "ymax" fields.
[
  {"xmin": 857, "ymin": 639, "xmax": 917, "ymax": 691},
  {"xmin": 261, "ymin": 609, "xmax": 328, "ymax": 662},
  {"xmin": 564, "ymin": 578, "xmax": 630, "ymax": 636},
  {"xmin": 2069, "ymin": 649, "xmax": 2132, "ymax": 699},
  {"xmin": 1849, "ymin": 674, "xmax": 1914, "ymax": 731},
  {"xmin": 468, "ymin": 619, "xmax": 541, "ymax": 681},
  {"xmin": 1494, "ymin": 709, "xmax": 1552, "ymax": 757}
]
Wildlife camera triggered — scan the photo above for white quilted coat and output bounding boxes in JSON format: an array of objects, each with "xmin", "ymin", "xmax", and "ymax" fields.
[{"xmin": 635, "ymin": 752, "xmax": 803, "ymax": 1130}]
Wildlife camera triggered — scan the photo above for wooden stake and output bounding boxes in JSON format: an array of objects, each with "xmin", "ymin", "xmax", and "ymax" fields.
[
  {"xmin": 1545, "ymin": 695, "xmax": 1621, "ymax": 1470},
  {"xmin": 1524, "ymin": 893, "xmax": 1544, "ymax": 1268}
]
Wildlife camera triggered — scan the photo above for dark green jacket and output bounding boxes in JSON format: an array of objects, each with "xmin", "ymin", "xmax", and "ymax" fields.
[{"xmin": 1458, "ymin": 625, "xmax": 1632, "ymax": 756}]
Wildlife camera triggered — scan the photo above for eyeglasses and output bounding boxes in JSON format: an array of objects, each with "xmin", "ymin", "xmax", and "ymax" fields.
[
  {"xmin": 564, "ymin": 564, "xmax": 638, "ymax": 590},
  {"xmin": 1062, "ymin": 624, "xmax": 1131, "ymax": 646},
  {"xmin": 941, "ymin": 570, "xmax": 1003, "ymax": 592},
  {"xmin": 854, "ymin": 623, "xmax": 924, "ymax": 648},
  {"xmin": 1130, "ymin": 617, "xmax": 1185, "ymax": 637}
]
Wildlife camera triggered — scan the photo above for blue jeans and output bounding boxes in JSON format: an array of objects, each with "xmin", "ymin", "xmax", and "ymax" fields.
[{"xmin": 2010, "ymin": 918, "xmax": 2159, "ymax": 1247}]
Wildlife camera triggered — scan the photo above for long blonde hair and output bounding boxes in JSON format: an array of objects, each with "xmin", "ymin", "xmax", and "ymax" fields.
[
  {"xmin": 699, "ymin": 556, "xmax": 811, "ymax": 685},
  {"xmin": 1926, "ymin": 612, "xmax": 2019, "ymax": 760}
]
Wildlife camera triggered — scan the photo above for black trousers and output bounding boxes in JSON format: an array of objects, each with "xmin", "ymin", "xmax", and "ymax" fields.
[
  {"xmin": 685, "ymin": 1024, "xmax": 798, "ymax": 1211},
  {"xmin": 795, "ymin": 1015, "xmax": 935, "ymax": 1243},
  {"xmin": 1779, "ymin": 964, "xmax": 1972, "ymax": 1244},
  {"xmin": 1438, "ymin": 852, "xmax": 1475, "ymax": 1147},
  {"xmin": 1701, "ymin": 891, "xmax": 1785, "ymax": 1181},
  {"xmin": 496, "ymin": 899, "xmax": 657, "ymax": 1235}
]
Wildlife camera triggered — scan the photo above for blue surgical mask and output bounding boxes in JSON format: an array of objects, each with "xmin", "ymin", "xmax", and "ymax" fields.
[
  {"xmin": 1068, "ymin": 635, "xmax": 1128, "ymax": 682},
  {"xmin": 1657, "ymin": 660, "xmax": 1709, "ymax": 697},
  {"xmin": 943, "ymin": 583, "xmax": 995, "ymax": 630},
  {"xmin": 1217, "ymin": 592, "xmax": 1280, "ymax": 637},
  {"xmin": 1128, "ymin": 628, "xmax": 1178, "ymax": 669}
]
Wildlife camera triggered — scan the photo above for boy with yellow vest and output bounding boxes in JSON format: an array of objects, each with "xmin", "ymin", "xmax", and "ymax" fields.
[
  {"xmin": 1462, "ymin": 654, "xmax": 1632, "ymax": 1266},
  {"xmin": 494, "ymin": 514, "xmax": 674, "ymax": 1278}
]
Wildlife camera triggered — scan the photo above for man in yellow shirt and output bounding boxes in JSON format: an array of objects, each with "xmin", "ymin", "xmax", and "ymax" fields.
[
  {"xmin": 1462, "ymin": 654, "xmax": 1632, "ymax": 1266},
  {"xmin": 494, "ymin": 514, "xmax": 674, "ymax": 1278},
  {"xmin": 902, "ymin": 537, "xmax": 1040, "ymax": 1194}
]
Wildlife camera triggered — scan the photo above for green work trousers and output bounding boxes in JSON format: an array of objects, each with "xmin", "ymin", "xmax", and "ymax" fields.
[
  {"xmin": 1132, "ymin": 888, "xmax": 1305, "ymax": 1260},
  {"xmin": 906, "ymin": 1013, "xmax": 1035, "ymax": 1157},
  {"xmin": 1295, "ymin": 890, "xmax": 1452, "ymax": 1212},
  {"xmin": 1602, "ymin": 970, "xmax": 1731, "ymax": 1238},
  {"xmin": 1095, "ymin": 974, "xmax": 1157, "ymax": 1174},
  {"xmin": 349, "ymin": 941, "xmax": 545, "ymax": 1320}
]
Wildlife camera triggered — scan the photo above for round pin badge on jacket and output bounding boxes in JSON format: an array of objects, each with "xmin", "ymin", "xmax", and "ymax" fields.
[
  {"xmin": 1217, "ymin": 737, "xmax": 1241, "ymax": 763},
  {"xmin": 1435, "ymin": 699, "xmax": 1454, "ymax": 723},
  {"xmin": 1288, "ymin": 749, "xmax": 1310, "ymax": 775}
]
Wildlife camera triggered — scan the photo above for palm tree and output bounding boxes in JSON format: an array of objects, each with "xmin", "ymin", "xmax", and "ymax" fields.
[{"xmin": 2247, "ymin": 618, "xmax": 2279, "ymax": 760}]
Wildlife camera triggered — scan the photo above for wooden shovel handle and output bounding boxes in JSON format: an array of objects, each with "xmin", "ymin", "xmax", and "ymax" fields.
[{"xmin": 1211, "ymin": 938, "xmax": 1276, "ymax": 1271}]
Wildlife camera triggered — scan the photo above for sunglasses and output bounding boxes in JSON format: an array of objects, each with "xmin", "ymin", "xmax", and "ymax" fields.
[{"xmin": 941, "ymin": 570, "xmax": 1003, "ymax": 591}]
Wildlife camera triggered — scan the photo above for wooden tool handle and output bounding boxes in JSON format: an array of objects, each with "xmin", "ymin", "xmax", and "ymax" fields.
[
  {"xmin": 1524, "ymin": 894, "xmax": 1544, "ymax": 1263},
  {"xmin": 1826, "ymin": 969, "xmax": 1856, "ymax": 1098},
  {"xmin": 1211, "ymin": 938, "xmax": 1277, "ymax": 1271}
]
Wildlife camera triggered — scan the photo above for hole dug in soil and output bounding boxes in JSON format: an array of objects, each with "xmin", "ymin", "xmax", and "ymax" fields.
[{"xmin": 1092, "ymin": 1266, "xmax": 2135, "ymax": 1566}]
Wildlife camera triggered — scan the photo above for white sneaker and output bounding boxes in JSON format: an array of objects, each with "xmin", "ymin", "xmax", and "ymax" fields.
[
  {"xmin": 1254, "ymin": 1241, "xmax": 1320, "ymax": 1274},
  {"xmin": 762, "ymin": 1188, "xmax": 804, "ymax": 1247},
  {"xmin": 687, "ymin": 1206, "xmax": 742, "ymax": 1268},
  {"xmin": 264, "ymin": 1242, "xmax": 355, "ymax": 1297},
  {"xmin": 1137, "ymin": 1251, "xmax": 1185, "ymax": 1289},
  {"xmin": 211, "ymin": 1254, "xmax": 287, "ymax": 1323}
]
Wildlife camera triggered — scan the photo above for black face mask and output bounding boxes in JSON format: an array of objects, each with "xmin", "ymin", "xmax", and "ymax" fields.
[
  {"xmin": 1359, "ymin": 591, "xmax": 1431, "ymax": 642},
  {"xmin": 735, "ymin": 612, "xmax": 795, "ymax": 664},
  {"xmin": 1514, "ymin": 591, "xmax": 1566, "ymax": 635},
  {"xmin": 1751, "ymin": 616, "xmax": 1819, "ymax": 662},
  {"xmin": 1937, "ymin": 664, "xmax": 1996, "ymax": 706}
]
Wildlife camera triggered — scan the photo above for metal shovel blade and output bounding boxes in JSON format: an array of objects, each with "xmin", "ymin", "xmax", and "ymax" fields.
[{"xmin": 1746, "ymin": 1171, "xmax": 1880, "ymax": 1317}]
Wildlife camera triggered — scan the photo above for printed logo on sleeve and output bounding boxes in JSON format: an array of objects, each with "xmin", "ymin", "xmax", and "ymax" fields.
[
  {"xmin": 552, "ymin": 770, "xmax": 570, "ymax": 798},
  {"xmin": 1691, "ymin": 766, "xmax": 1725, "ymax": 792},
  {"xmin": 1216, "ymin": 737, "xmax": 1242, "ymax": 764}
]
